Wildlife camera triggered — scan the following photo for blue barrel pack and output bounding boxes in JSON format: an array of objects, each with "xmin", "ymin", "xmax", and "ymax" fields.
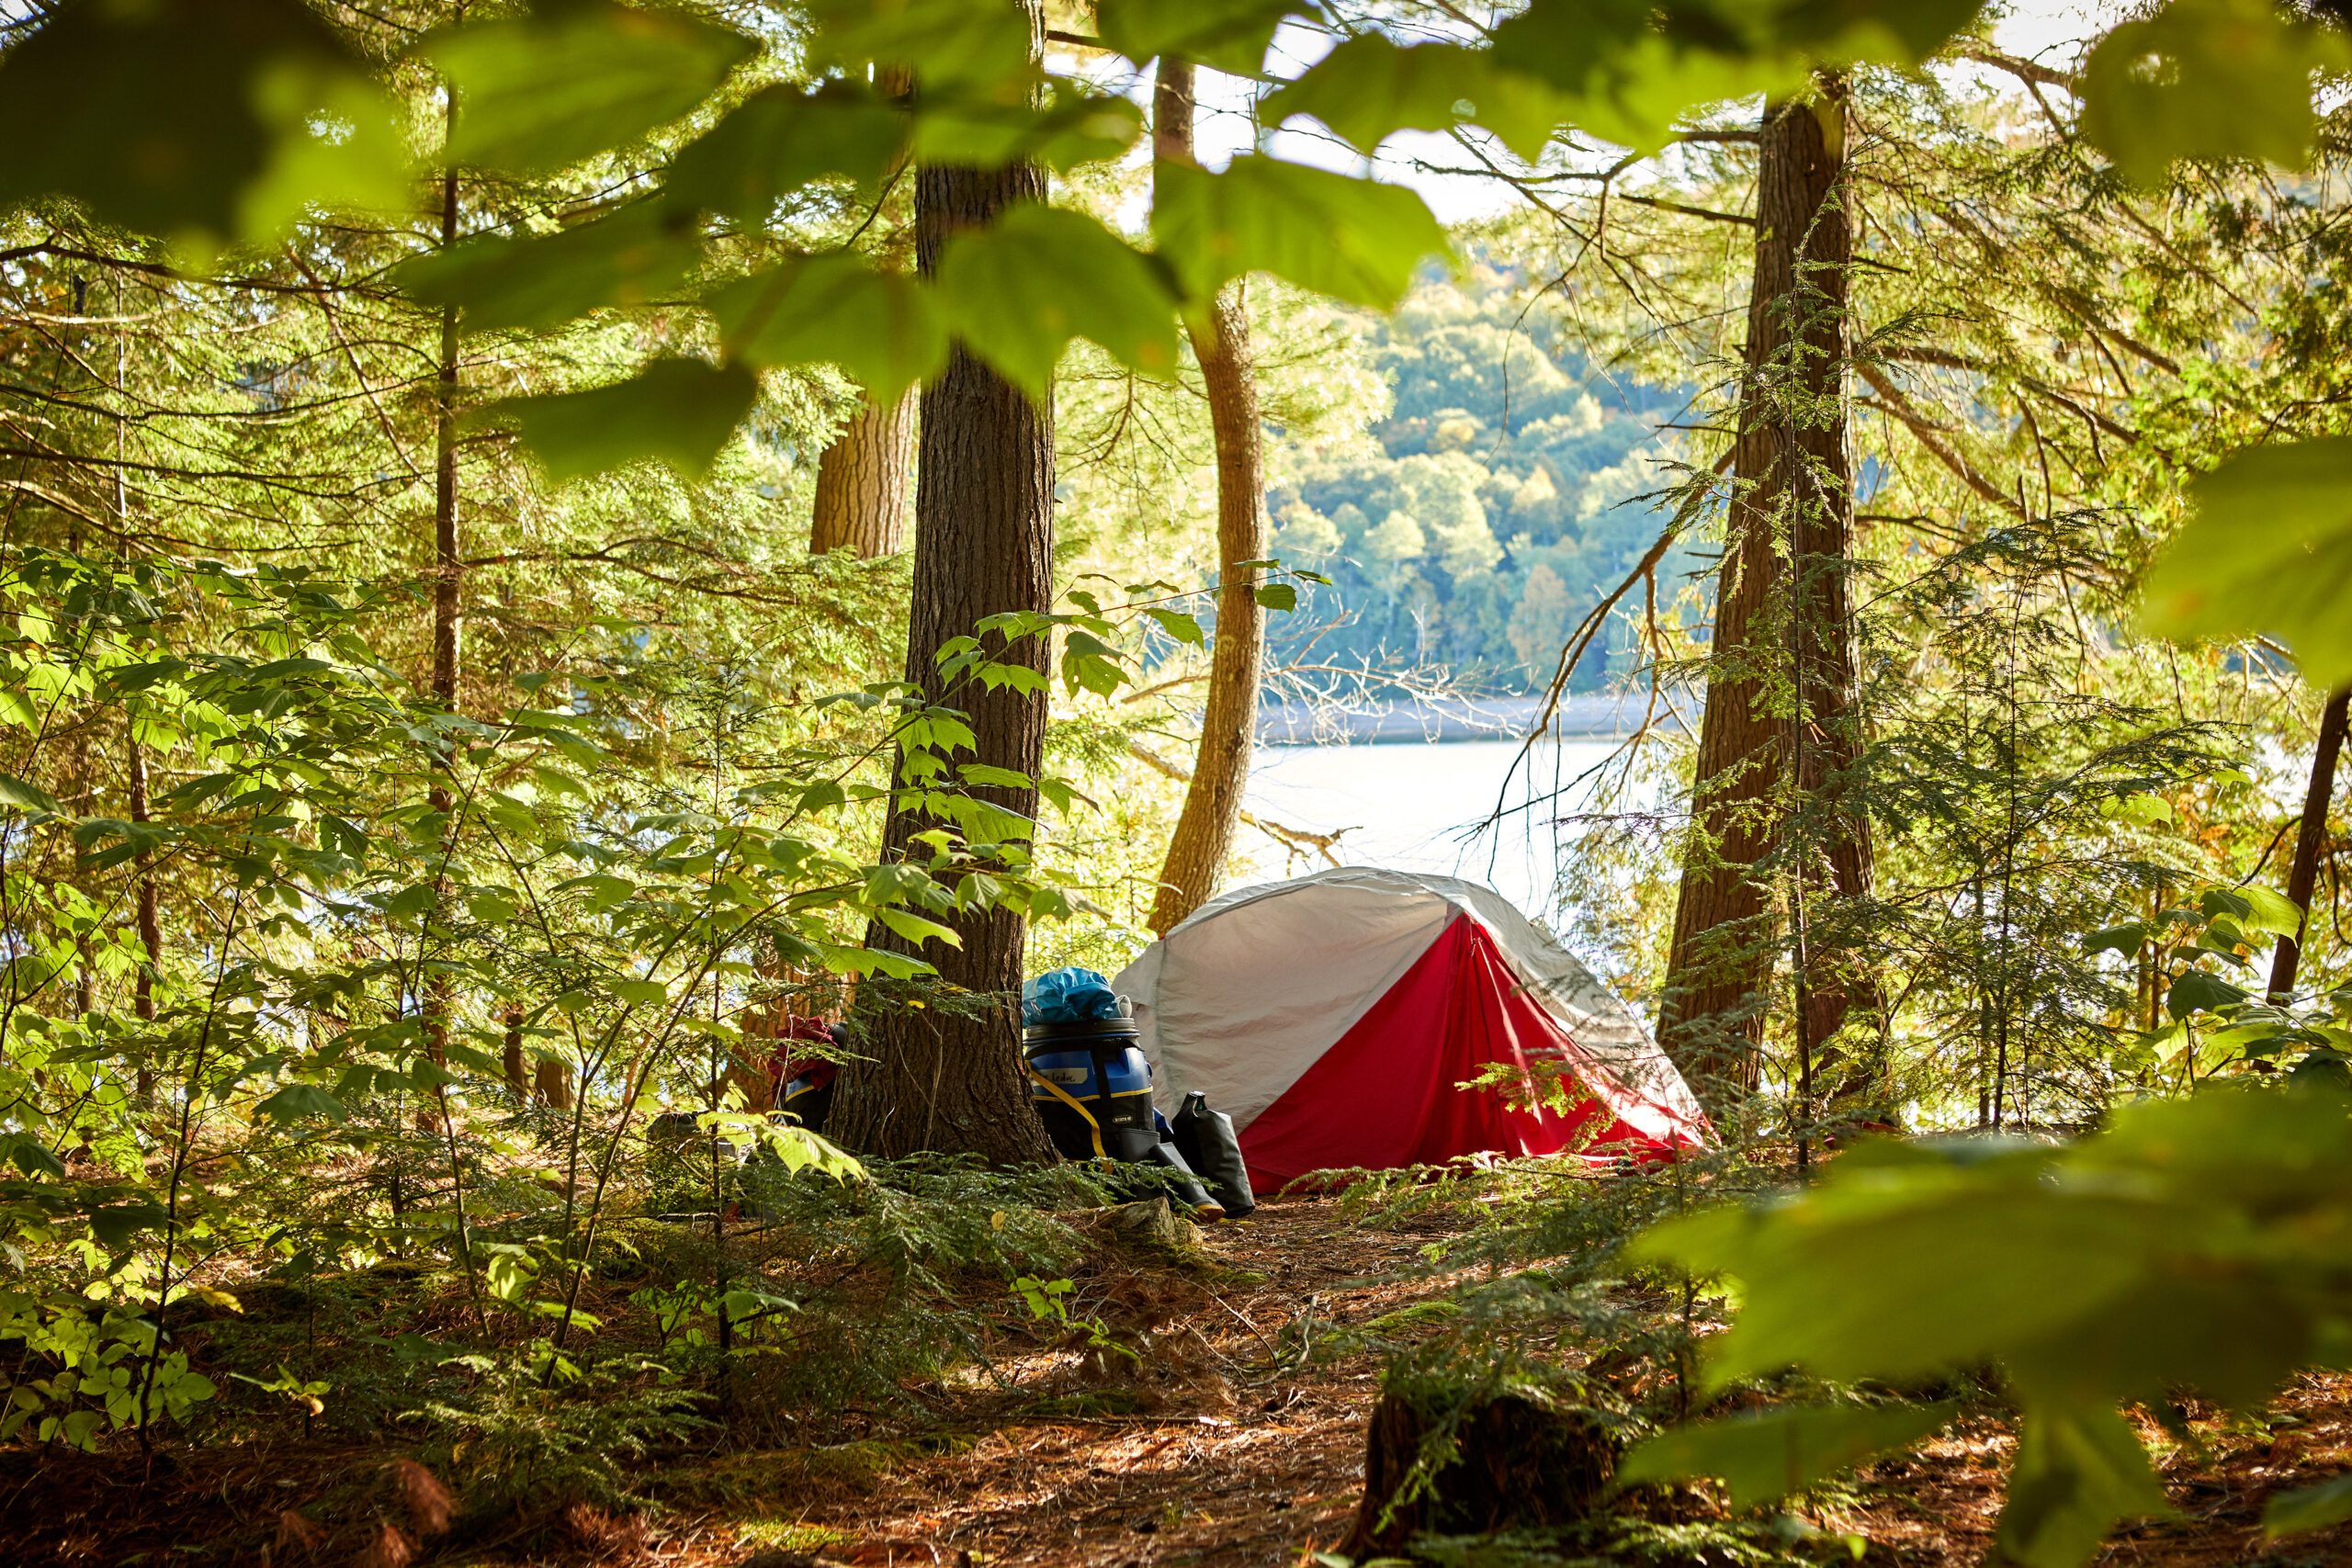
[
  {"xmin": 1023, "ymin": 1013, "xmax": 1158, "ymax": 1162},
  {"xmin": 1022, "ymin": 967, "xmax": 1224, "ymax": 1221}
]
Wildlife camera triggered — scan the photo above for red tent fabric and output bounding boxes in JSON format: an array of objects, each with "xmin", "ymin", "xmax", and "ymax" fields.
[{"xmin": 1237, "ymin": 915, "xmax": 1680, "ymax": 1188}]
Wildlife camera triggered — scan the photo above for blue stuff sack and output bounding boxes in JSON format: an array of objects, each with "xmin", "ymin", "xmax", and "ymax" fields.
[{"xmin": 1022, "ymin": 966, "xmax": 1124, "ymax": 1026}]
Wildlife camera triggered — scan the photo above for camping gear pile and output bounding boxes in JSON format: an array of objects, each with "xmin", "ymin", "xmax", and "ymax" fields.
[
  {"xmin": 771, "ymin": 1014, "xmax": 845, "ymax": 1134},
  {"xmin": 1114, "ymin": 867, "xmax": 1713, "ymax": 1190},
  {"xmin": 1023, "ymin": 967, "xmax": 1252, "ymax": 1221}
]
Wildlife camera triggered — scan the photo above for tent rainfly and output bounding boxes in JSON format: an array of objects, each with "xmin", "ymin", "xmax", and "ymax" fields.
[{"xmin": 1113, "ymin": 867, "xmax": 1713, "ymax": 1191}]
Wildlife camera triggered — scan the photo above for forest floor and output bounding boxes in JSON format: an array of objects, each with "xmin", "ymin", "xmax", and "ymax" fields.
[{"xmin": 6, "ymin": 1192, "xmax": 2350, "ymax": 1567}]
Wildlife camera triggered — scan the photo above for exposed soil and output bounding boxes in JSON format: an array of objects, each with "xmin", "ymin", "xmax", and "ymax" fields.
[{"xmin": 5, "ymin": 1193, "xmax": 2349, "ymax": 1567}]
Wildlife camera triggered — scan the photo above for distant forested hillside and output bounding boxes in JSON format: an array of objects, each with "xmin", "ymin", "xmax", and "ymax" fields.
[{"xmin": 1266, "ymin": 255, "xmax": 1693, "ymax": 694}]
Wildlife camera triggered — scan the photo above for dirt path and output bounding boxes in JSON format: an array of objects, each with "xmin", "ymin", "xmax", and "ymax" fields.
[{"xmin": 684, "ymin": 1193, "xmax": 1441, "ymax": 1568}]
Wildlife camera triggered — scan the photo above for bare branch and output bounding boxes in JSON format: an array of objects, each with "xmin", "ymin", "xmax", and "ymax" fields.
[{"xmin": 1856, "ymin": 365, "xmax": 2029, "ymax": 519}]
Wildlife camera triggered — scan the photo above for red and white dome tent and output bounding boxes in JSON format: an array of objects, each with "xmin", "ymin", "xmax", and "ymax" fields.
[{"xmin": 1112, "ymin": 867, "xmax": 1713, "ymax": 1192}]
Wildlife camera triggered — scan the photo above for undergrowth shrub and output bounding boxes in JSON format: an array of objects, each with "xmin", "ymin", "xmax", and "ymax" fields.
[
  {"xmin": 711, "ymin": 1154, "xmax": 1116, "ymax": 1441},
  {"xmin": 410, "ymin": 1358, "xmax": 711, "ymax": 1514}
]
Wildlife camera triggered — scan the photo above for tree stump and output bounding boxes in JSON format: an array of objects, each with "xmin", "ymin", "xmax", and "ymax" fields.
[{"xmin": 1341, "ymin": 1390, "xmax": 1617, "ymax": 1558}]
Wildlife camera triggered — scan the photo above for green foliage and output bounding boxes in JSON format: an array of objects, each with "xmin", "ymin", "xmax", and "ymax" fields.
[
  {"xmin": 2141, "ymin": 437, "xmax": 2352, "ymax": 689},
  {"xmin": 1154, "ymin": 157, "xmax": 1450, "ymax": 313},
  {"xmin": 1010, "ymin": 1273, "xmax": 1134, "ymax": 1360},
  {"xmin": 2082, "ymin": 0, "xmax": 2350, "ymax": 186},
  {"xmin": 426, "ymin": 0, "xmax": 756, "ymax": 176},
  {"xmin": 1268, "ymin": 259, "xmax": 1688, "ymax": 693},
  {"xmin": 482, "ymin": 358, "xmax": 761, "ymax": 481},
  {"xmin": 1492, "ymin": 0, "xmax": 1984, "ymax": 151},
  {"xmin": 0, "ymin": 1300, "xmax": 216, "ymax": 1451},
  {"xmin": 663, "ymin": 82, "xmax": 907, "ymax": 220},
  {"xmin": 13, "ymin": 14, "xmax": 2352, "ymax": 1563},
  {"xmin": 399, "ymin": 202, "xmax": 706, "ymax": 334},
  {"xmin": 1095, "ymin": 0, "xmax": 1297, "ymax": 76},
  {"xmin": 807, "ymin": 0, "xmax": 1035, "ymax": 89},
  {"xmin": 0, "ymin": 0, "xmax": 404, "ymax": 249},
  {"xmin": 937, "ymin": 207, "xmax": 1182, "ymax": 393},
  {"xmin": 1261, "ymin": 38, "xmax": 1566, "ymax": 164},
  {"xmin": 1621, "ymin": 1399, "xmax": 1957, "ymax": 1510},
  {"xmin": 1633, "ymin": 1089, "xmax": 2352, "ymax": 1565},
  {"xmin": 707, "ymin": 1155, "xmax": 1112, "ymax": 1428},
  {"xmin": 712, "ymin": 257, "xmax": 946, "ymax": 407},
  {"xmin": 2267, "ymin": 1469, "xmax": 2352, "ymax": 1539},
  {"xmin": 1320, "ymin": 1135, "xmax": 1794, "ymax": 1546},
  {"xmin": 415, "ymin": 1358, "xmax": 712, "ymax": 1510}
]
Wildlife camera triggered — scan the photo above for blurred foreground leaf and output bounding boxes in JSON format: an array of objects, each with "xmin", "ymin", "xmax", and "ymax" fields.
[
  {"xmin": 400, "ymin": 203, "xmax": 703, "ymax": 333},
  {"xmin": 936, "ymin": 207, "xmax": 1181, "ymax": 395},
  {"xmin": 709, "ymin": 254, "xmax": 947, "ymax": 406},
  {"xmin": 1633, "ymin": 1089, "xmax": 2352, "ymax": 1566},
  {"xmin": 808, "ymin": 0, "xmax": 1035, "ymax": 89},
  {"xmin": 1493, "ymin": 0, "xmax": 1981, "ymax": 151},
  {"xmin": 1152, "ymin": 156, "xmax": 1449, "ymax": 311},
  {"xmin": 665, "ymin": 83, "xmax": 909, "ymax": 221},
  {"xmin": 1621, "ymin": 1400, "xmax": 1958, "ymax": 1509},
  {"xmin": 481, "ymin": 358, "xmax": 758, "ymax": 482},
  {"xmin": 1261, "ymin": 38, "xmax": 1564, "ymax": 164},
  {"xmin": 1094, "ymin": 0, "xmax": 1299, "ymax": 75},
  {"xmin": 2266, "ymin": 1471, "xmax": 2352, "ymax": 1540},
  {"xmin": 0, "ymin": 0, "xmax": 406, "ymax": 247},
  {"xmin": 428, "ymin": 0, "xmax": 754, "ymax": 175},
  {"xmin": 2082, "ymin": 0, "xmax": 2349, "ymax": 186},
  {"xmin": 2139, "ymin": 437, "xmax": 2352, "ymax": 688}
]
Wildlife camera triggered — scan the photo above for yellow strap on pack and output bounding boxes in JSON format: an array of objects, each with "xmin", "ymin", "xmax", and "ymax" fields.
[{"xmin": 1027, "ymin": 1066, "xmax": 1106, "ymax": 1158}]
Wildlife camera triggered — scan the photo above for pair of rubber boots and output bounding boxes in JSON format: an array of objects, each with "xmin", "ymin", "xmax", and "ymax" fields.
[{"xmin": 1081, "ymin": 1098, "xmax": 1256, "ymax": 1223}]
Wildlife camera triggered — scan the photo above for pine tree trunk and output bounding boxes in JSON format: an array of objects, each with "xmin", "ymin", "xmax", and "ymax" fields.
[
  {"xmin": 1147, "ymin": 59, "xmax": 1268, "ymax": 936},
  {"xmin": 2269, "ymin": 687, "xmax": 2349, "ymax": 999},
  {"xmin": 810, "ymin": 387, "xmax": 916, "ymax": 556},
  {"xmin": 827, "ymin": 0, "xmax": 1057, "ymax": 1164},
  {"xmin": 1784, "ymin": 79, "xmax": 1878, "ymax": 1072},
  {"xmin": 1657, "ymin": 82, "xmax": 1871, "ymax": 1105}
]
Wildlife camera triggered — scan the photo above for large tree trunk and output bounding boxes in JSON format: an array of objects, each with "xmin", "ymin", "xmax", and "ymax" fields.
[
  {"xmin": 1147, "ymin": 58, "xmax": 1269, "ymax": 936},
  {"xmin": 1656, "ymin": 83, "xmax": 1871, "ymax": 1107},
  {"xmin": 2269, "ymin": 687, "xmax": 2349, "ymax": 999},
  {"xmin": 827, "ymin": 1, "xmax": 1057, "ymax": 1164},
  {"xmin": 809, "ymin": 387, "xmax": 916, "ymax": 557}
]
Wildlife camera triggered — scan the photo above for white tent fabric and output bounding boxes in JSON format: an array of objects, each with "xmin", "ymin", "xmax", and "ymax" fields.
[{"xmin": 1112, "ymin": 866, "xmax": 1704, "ymax": 1134}]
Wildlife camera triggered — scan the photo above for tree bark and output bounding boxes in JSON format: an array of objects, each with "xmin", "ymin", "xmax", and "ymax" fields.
[
  {"xmin": 810, "ymin": 387, "xmax": 916, "ymax": 556},
  {"xmin": 826, "ymin": 0, "xmax": 1057, "ymax": 1164},
  {"xmin": 1146, "ymin": 58, "xmax": 1269, "ymax": 936},
  {"xmin": 1656, "ymin": 82, "xmax": 1872, "ymax": 1107},
  {"xmin": 2270, "ymin": 687, "xmax": 2349, "ymax": 999},
  {"xmin": 1343, "ymin": 1391, "xmax": 1616, "ymax": 1557},
  {"xmin": 533, "ymin": 1056, "xmax": 574, "ymax": 1110},
  {"xmin": 502, "ymin": 1003, "xmax": 528, "ymax": 1098}
]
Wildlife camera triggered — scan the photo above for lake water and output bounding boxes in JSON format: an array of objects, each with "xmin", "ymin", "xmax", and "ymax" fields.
[{"xmin": 1237, "ymin": 738, "xmax": 1633, "ymax": 922}]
